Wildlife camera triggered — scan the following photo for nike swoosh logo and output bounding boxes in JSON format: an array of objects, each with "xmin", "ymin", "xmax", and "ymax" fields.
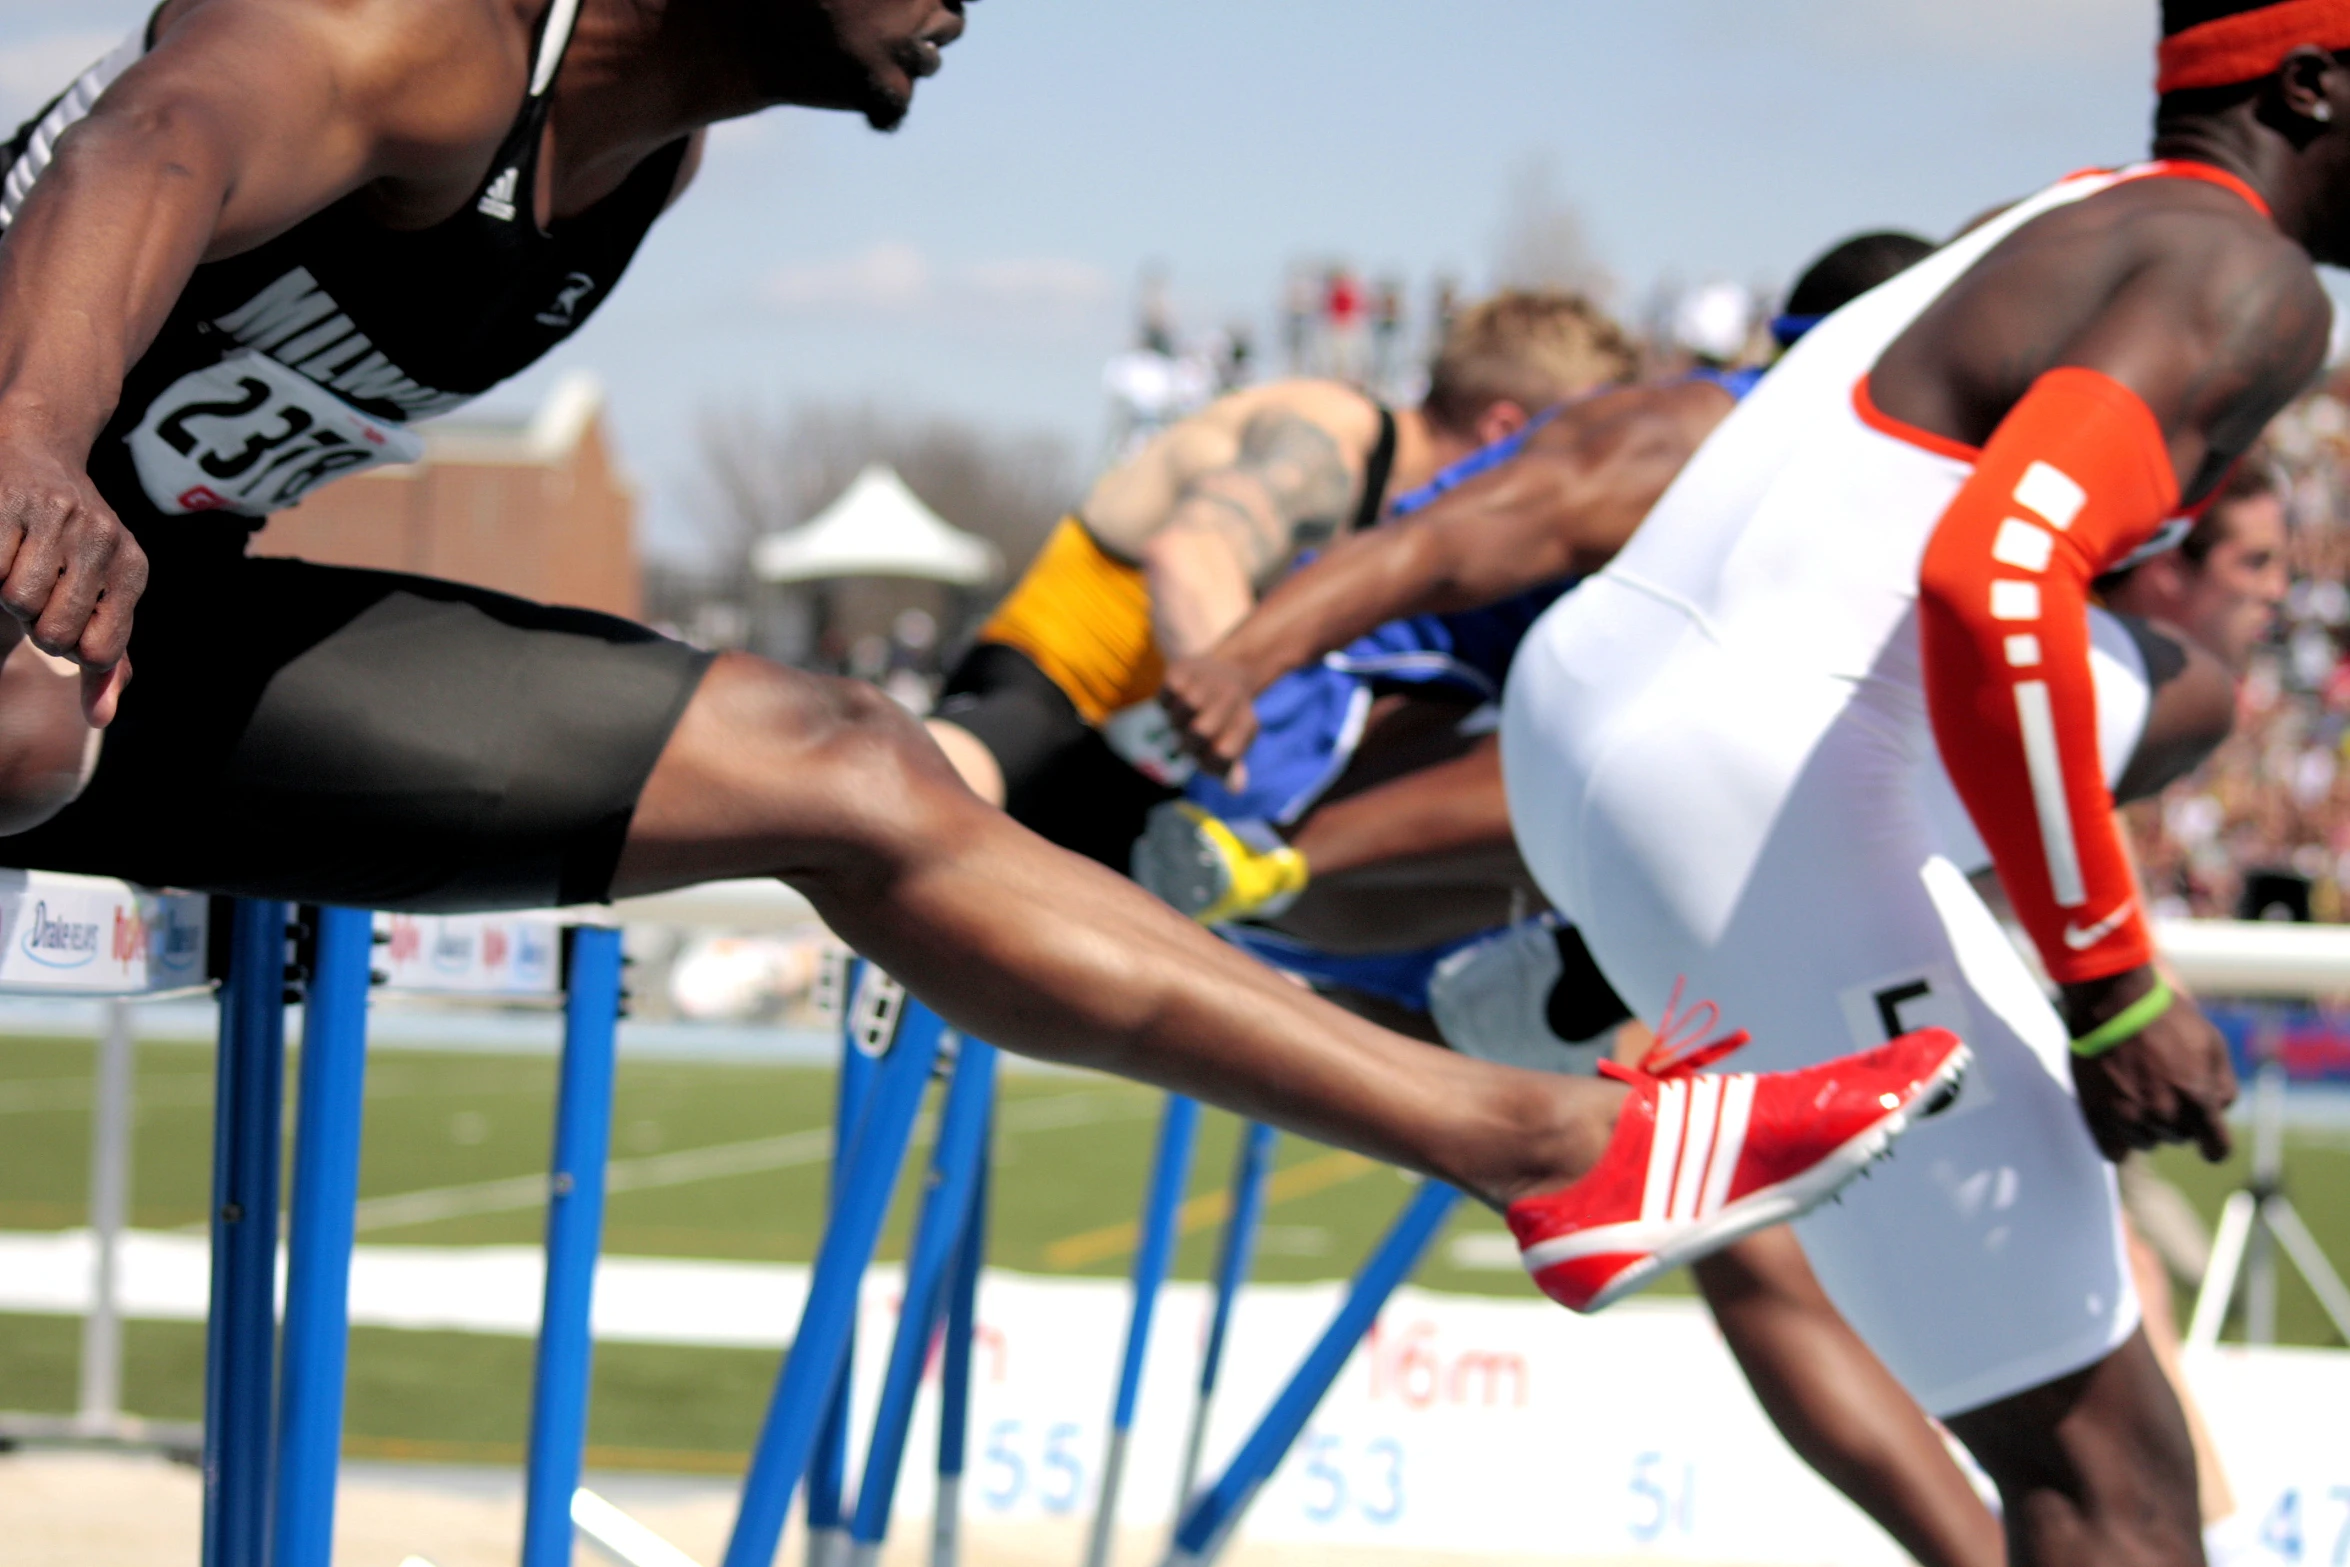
[{"xmin": 2063, "ymin": 903, "xmax": 2134, "ymax": 950}]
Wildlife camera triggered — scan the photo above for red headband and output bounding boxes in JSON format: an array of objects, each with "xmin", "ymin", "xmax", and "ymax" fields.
[{"xmin": 2158, "ymin": 0, "xmax": 2350, "ymax": 93}]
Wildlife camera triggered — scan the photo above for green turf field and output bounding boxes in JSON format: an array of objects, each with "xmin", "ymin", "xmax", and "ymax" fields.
[{"xmin": 0, "ymin": 1030, "xmax": 2342, "ymax": 1468}]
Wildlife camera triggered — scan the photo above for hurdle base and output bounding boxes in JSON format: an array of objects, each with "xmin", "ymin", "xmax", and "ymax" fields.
[
  {"xmin": 805, "ymin": 1524, "xmax": 851, "ymax": 1567},
  {"xmin": 0, "ymin": 1410, "xmax": 203, "ymax": 1463}
]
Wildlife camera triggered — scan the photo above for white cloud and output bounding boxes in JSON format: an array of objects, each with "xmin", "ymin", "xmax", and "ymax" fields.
[
  {"xmin": 0, "ymin": 29, "xmax": 118, "ymax": 130},
  {"xmin": 766, "ymin": 242, "xmax": 934, "ymax": 310},
  {"xmin": 762, "ymin": 242, "xmax": 1114, "ymax": 326},
  {"xmin": 963, "ymin": 256, "xmax": 1117, "ymax": 309}
]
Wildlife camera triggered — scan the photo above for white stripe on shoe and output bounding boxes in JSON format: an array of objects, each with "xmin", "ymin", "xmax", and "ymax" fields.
[
  {"xmin": 1640, "ymin": 1079, "xmax": 1689, "ymax": 1222},
  {"xmin": 1698, "ymin": 1074, "xmax": 1756, "ymax": 1217},
  {"xmin": 1668, "ymin": 1075, "xmax": 1723, "ymax": 1220}
]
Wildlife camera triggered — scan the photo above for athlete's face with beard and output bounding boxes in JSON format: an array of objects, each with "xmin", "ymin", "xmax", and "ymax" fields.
[{"xmin": 747, "ymin": 0, "xmax": 969, "ymax": 129}]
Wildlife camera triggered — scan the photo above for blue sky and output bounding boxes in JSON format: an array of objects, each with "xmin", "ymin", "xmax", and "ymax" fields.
[{"xmin": 3, "ymin": 2, "xmax": 2185, "ymax": 561}]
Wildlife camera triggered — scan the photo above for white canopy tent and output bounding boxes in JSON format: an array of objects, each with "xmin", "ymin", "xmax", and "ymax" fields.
[{"xmin": 751, "ymin": 464, "xmax": 1002, "ymax": 586}]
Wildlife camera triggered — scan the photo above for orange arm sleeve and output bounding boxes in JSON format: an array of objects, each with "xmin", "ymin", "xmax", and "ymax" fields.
[{"xmin": 1917, "ymin": 367, "xmax": 2180, "ymax": 984}]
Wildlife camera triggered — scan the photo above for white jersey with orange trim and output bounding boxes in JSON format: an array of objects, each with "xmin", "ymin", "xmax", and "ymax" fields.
[{"xmin": 1498, "ymin": 166, "xmax": 2219, "ymax": 1414}]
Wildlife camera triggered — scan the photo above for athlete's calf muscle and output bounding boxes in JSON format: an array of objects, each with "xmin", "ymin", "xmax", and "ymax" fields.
[{"xmin": 613, "ymin": 652, "xmax": 1623, "ymax": 1205}]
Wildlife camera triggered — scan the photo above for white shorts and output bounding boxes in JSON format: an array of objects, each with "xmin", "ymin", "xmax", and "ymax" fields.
[{"xmin": 1500, "ymin": 572, "xmax": 2136, "ymax": 1417}]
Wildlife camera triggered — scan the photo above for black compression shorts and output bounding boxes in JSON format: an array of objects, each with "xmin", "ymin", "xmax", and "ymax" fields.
[
  {"xmin": 935, "ymin": 642, "xmax": 1174, "ymax": 871},
  {"xmin": 3, "ymin": 538, "xmax": 711, "ymax": 910}
]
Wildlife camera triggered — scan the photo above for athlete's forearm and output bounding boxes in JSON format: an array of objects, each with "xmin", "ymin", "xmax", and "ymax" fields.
[
  {"xmin": 1214, "ymin": 395, "xmax": 1706, "ymax": 694},
  {"xmin": 1209, "ymin": 518, "xmax": 1472, "ymax": 692},
  {"xmin": 1140, "ymin": 522, "xmax": 1256, "ymax": 661},
  {"xmin": 1920, "ymin": 368, "xmax": 2179, "ymax": 982},
  {"xmin": 0, "ymin": 114, "xmax": 235, "ymax": 451},
  {"xmin": 1211, "ymin": 490, "xmax": 1593, "ymax": 697},
  {"xmin": 1288, "ymin": 737, "xmax": 1513, "ymax": 877}
]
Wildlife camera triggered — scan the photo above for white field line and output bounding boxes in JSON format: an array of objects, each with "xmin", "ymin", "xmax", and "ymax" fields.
[
  {"xmin": 340, "ymin": 1087, "xmax": 1144, "ymax": 1235},
  {"xmin": 572, "ymin": 1488, "xmax": 706, "ymax": 1567},
  {"xmin": 0, "ymin": 1060, "xmax": 544, "ymax": 1118},
  {"xmin": 0, "ymin": 1074, "xmax": 213, "ymax": 1116}
]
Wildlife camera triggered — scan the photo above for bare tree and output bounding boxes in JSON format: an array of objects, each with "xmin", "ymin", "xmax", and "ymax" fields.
[
  {"xmin": 1492, "ymin": 154, "xmax": 1613, "ymax": 304},
  {"xmin": 673, "ymin": 401, "xmax": 1078, "ymax": 666}
]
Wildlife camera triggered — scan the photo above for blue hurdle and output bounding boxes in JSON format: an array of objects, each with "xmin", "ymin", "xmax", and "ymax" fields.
[
  {"xmin": 933, "ymin": 1136, "xmax": 989, "ymax": 1567},
  {"xmin": 192, "ymin": 900, "xmax": 622, "ymax": 1567},
  {"xmin": 844, "ymin": 1037, "xmax": 997, "ymax": 1567},
  {"xmin": 270, "ymin": 906, "xmax": 376, "ymax": 1567},
  {"xmin": 204, "ymin": 899, "xmax": 293, "ymax": 1567},
  {"xmin": 1173, "ymin": 1120, "xmax": 1278, "ymax": 1514},
  {"xmin": 722, "ymin": 973, "xmax": 952, "ymax": 1567},
  {"xmin": 1158, "ymin": 1180, "xmax": 1462, "ymax": 1567},
  {"xmin": 1082, "ymin": 1093, "xmax": 1202, "ymax": 1567},
  {"xmin": 521, "ymin": 925, "xmax": 627, "ymax": 1567},
  {"xmin": 805, "ymin": 958, "xmax": 881, "ymax": 1567}
]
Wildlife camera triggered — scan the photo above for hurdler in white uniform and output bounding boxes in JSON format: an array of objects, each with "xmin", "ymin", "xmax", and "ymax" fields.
[{"xmin": 1500, "ymin": 172, "xmax": 2183, "ymax": 1416}]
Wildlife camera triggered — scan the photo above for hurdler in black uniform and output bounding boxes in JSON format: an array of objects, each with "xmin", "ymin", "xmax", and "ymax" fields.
[{"xmin": 0, "ymin": 7, "xmax": 707, "ymax": 908}]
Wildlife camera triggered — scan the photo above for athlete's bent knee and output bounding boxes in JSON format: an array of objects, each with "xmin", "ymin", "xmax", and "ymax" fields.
[{"xmin": 628, "ymin": 652, "xmax": 990, "ymax": 887}]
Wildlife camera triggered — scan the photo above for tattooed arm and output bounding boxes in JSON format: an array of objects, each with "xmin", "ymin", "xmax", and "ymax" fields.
[{"xmin": 1135, "ymin": 403, "xmax": 1364, "ymax": 661}]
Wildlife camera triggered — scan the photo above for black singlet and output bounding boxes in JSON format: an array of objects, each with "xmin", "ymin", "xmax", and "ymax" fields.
[
  {"xmin": 1353, "ymin": 405, "xmax": 1399, "ymax": 534},
  {"xmin": 0, "ymin": 0, "xmax": 689, "ymax": 539}
]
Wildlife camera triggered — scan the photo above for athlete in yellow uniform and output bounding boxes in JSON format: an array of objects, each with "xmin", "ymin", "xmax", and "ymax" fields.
[{"xmin": 926, "ymin": 292, "xmax": 1634, "ymax": 864}]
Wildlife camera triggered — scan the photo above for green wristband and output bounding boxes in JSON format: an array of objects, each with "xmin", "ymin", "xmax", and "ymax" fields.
[{"xmin": 2070, "ymin": 978, "xmax": 2174, "ymax": 1058}]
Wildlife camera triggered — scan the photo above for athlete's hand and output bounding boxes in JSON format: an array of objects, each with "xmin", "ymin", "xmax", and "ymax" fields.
[
  {"xmin": 2065, "ymin": 966, "xmax": 2237, "ymax": 1163},
  {"xmin": 0, "ymin": 440, "xmax": 146, "ymax": 727},
  {"xmin": 1161, "ymin": 652, "xmax": 1260, "ymax": 783}
]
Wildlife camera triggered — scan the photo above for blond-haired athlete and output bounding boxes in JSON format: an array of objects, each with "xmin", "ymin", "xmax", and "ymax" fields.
[{"xmin": 927, "ymin": 292, "xmax": 1634, "ymax": 865}]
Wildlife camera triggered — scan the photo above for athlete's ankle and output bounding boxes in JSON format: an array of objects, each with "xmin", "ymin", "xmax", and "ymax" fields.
[{"xmin": 1464, "ymin": 1073, "xmax": 1629, "ymax": 1208}]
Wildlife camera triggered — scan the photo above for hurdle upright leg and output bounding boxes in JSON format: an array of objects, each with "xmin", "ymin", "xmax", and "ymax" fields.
[
  {"xmin": 270, "ymin": 906, "xmax": 377, "ymax": 1567},
  {"xmin": 1174, "ymin": 1121, "xmax": 1277, "ymax": 1514},
  {"xmin": 724, "ymin": 986, "xmax": 950, "ymax": 1567},
  {"xmin": 1082, "ymin": 1094, "xmax": 1201, "ymax": 1567},
  {"xmin": 809, "ymin": 965, "xmax": 881, "ymax": 1567},
  {"xmin": 520, "ymin": 924, "xmax": 627, "ymax": 1567},
  {"xmin": 1160, "ymin": 1180, "xmax": 1460, "ymax": 1567},
  {"xmin": 202, "ymin": 899, "xmax": 292, "ymax": 1567},
  {"xmin": 78, "ymin": 998, "xmax": 135, "ymax": 1434},
  {"xmin": 932, "ymin": 1127, "xmax": 989, "ymax": 1567},
  {"xmin": 845, "ymin": 1039, "xmax": 998, "ymax": 1567}
]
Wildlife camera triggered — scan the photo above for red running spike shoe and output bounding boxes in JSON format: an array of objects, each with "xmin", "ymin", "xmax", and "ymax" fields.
[{"xmin": 1506, "ymin": 1027, "xmax": 1971, "ymax": 1312}]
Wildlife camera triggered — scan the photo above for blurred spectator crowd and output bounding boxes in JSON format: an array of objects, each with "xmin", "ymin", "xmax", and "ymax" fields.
[{"xmin": 2130, "ymin": 388, "xmax": 2350, "ymax": 924}]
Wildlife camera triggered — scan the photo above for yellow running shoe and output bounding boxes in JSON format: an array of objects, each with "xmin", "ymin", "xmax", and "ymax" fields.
[{"xmin": 1130, "ymin": 801, "xmax": 1310, "ymax": 924}]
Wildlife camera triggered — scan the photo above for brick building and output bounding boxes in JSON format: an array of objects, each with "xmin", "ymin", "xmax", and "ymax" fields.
[{"xmin": 250, "ymin": 373, "xmax": 642, "ymax": 618}]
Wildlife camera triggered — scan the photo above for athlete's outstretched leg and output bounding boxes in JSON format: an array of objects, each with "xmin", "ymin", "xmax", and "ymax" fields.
[
  {"xmin": 1946, "ymin": 1333, "xmax": 2202, "ymax": 1567},
  {"xmin": 1695, "ymin": 1230, "xmax": 2002, "ymax": 1567},
  {"xmin": 616, "ymin": 655, "xmax": 1623, "ymax": 1204}
]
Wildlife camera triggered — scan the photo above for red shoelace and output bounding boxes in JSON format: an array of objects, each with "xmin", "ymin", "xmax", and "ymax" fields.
[{"xmin": 1603, "ymin": 975, "xmax": 1752, "ymax": 1084}]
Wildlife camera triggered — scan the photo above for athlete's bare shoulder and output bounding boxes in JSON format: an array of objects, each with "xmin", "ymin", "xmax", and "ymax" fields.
[
  {"xmin": 2103, "ymin": 192, "xmax": 2327, "ymax": 477},
  {"xmin": 1081, "ymin": 380, "xmax": 1382, "ymax": 562},
  {"xmin": 1192, "ymin": 380, "xmax": 1385, "ymax": 453},
  {"xmin": 136, "ymin": 0, "xmax": 540, "ymax": 228},
  {"xmin": 1521, "ymin": 378, "xmax": 1732, "ymax": 471},
  {"xmin": 1877, "ymin": 172, "xmax": 2326, "ymax": 494}
]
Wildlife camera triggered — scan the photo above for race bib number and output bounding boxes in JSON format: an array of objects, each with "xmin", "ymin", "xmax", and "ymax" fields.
[{"xmin": 128, "ymin": 349, "xmax": 423, "ymax": 517}]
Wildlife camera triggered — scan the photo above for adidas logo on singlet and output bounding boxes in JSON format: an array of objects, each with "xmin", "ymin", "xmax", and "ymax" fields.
[{"xmin": 477, "ymin": 167, "xmax": 520, "ymax": 223}]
